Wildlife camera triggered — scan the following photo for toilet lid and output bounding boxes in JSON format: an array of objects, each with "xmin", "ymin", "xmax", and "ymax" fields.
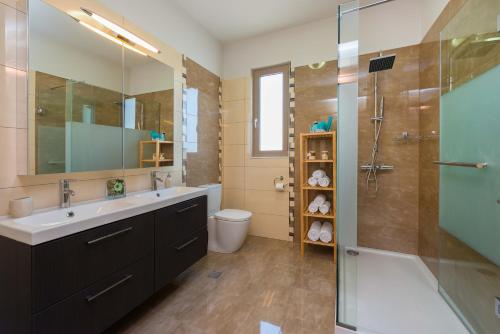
[{"xmin": 215, "ymin": 209, "xmax": 252, "ymax": 222}]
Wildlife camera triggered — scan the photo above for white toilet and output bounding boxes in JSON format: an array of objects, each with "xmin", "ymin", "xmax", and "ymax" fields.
[{"xmin": 199, "ymin": 184, "xmax": 251, "ymax": 253}]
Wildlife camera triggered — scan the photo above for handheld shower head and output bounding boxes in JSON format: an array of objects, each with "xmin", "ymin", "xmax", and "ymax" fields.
[{"xmin": 369, "ymin": 54, "xmax": 396, "ymax": 73}]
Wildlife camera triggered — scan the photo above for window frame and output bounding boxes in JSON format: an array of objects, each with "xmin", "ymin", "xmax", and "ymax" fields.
[{"xmin": 251, "ymin": 62, "xmax": 290, "ymax": 158}]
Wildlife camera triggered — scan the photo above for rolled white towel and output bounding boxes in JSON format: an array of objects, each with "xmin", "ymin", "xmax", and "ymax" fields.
[
  {"xmin": 313, "ymin": 194, "xmax": 326, "ymax": 205},
  {"xmin": 308, "ymin": 201, "xmax": 319, "ymax": 213},
  {"xmin": 318, "ymin": 176, "xmax": 331, "ymax": 188},
  {"xmin": 319, "ymin": 222, "xmax": 333, "ymax": 243},
  {"xmin": 312, "ymin": 169, "xmax": 326, "ymax": 179},
  {"xmin": 319, "ymin": 201, "xmax": 331, "ymax": 215},
  {"xmin": 307, "ymin": 221, "xmax": 322, "ymax": 241},
  {"xmin": 308, "ymin": 177, "xmax": 318, "ymax": 187}
]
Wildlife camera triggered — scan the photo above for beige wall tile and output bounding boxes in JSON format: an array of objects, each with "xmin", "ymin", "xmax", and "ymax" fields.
[
  {"xmin": 0, "ymin": 65, "xmax": 17, "ymax": 127},
  {"xmin": 0, "ymin": 183, "xmax": 60, "ymax": 216},
  {"xmin": 223, "ymin": 144, "xmax": 244, "ymax": 167},
  {"xmin": 16, "ymin": 69, "xmax": 26, "ymax": 128},
  {"xmin": 0, "ymin": 4, "xmax": 16, "ymax": 68},
  {"xmin": 222, "ymin": 166, "xmax": 244, "ymax": 190},
  {"xmin": 0, "ymin": 126, "xmax": 17, "ymax": 188},
  {"xmin": 222, "ymin": 188, "xmax": 245, "ymax": 210},
  {"xmin": 16, "ymin": 10, "xmax": 26, "ymax": 69},
  {"xmin": 124, "ymin": 173, "xmax": 151, "ymax": 193},
  {"xmin": 0, "ymin": 1, "xmax": 25, "ymax": 11},
  {"xmin": 245, "ymin": 167, "xmax": 289, "ymax": 191},
  {"xmin": 16, "ymin": 127, "xmax": 26, "ymax": 175},
  {"xmin": 244, "ymin": 189, "xmax": 288, "ymax": 216},
  {"xmin": 244, "ymin": 145, "xmax": 289, "ymax": 168},
  {"xmin": 222, "ymin": 100, "xmax": 246, "ymax": 124},
  {"xmin": 248, "ymin": 213, "xmax": 289, "ymax": 241},
  {"xmin": 222, "ymin": 78, "xmax": 248, "ymax": 102},
  {"xmin": 222, "ymin": 122, "xmax": 245, "ymax": 145}
]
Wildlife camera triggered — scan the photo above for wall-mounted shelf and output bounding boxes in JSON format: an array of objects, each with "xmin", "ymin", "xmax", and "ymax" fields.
[
  {"xmin": 139, "ymin": 140, "xmax": 174, "ymax": 168},
  {"xmin": 299, "ymin": 131, "xmax": 337, "ymax": 262}
]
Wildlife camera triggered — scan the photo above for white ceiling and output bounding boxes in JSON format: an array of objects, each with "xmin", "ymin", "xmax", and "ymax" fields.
[{"xmin": 172, "ymin": 0, "xmax": 339, "ymax": 43}]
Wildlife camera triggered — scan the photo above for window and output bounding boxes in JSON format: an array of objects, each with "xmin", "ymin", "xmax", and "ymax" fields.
[{"xmin": 252, "ymin": 63, "xmax": 290, "ymax": 157}]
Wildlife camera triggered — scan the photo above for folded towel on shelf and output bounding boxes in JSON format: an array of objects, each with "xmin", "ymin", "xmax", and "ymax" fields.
[
  {"xmin": 313, "ymin": 194, "xmax": 326, "ymax": 205},
  {"xmin": 318, "ymin": 176, "xmax": 331, "ymax": 188},
  {"xmin": 319, "ymin": 222, "xmax": 333, "ymax": 243},
  {"xmin": 308, "ymin": 201, "xmax": 319, "ymax": 213},
  {"xmin": 312, "ymin": 169, "xmax": 326, "ymax": 179},
  {"xmin": 319, "ymin": 201, "xmax": 331, "ymax": 215},
  {"xmin": 307, "ymin": 221, "xmax": 322, "ymax": 241},
  {"xmin": 308, "ymin": 177, "xmax": 318, "ymax": 187}
]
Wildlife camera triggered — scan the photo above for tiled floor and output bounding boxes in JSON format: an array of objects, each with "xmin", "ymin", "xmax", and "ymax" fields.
[{"xmin": 107, "ymin": 236, "xmax": 337, "ymax": 334}]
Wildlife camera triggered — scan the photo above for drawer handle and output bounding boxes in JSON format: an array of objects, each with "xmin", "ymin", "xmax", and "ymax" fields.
[
  {"xmin": 87, "ymin": 227, "xmax": 133, "ymax": 245},
  {"xmin": 85, "ymin": 274, "xmax": 133, "ymax": 303},
  {"xmin": 177, "ymin": 203, "xmax": 199, "ymax": 213},
  {"xmin": 175, "ymin": 236, "xmax": 199, "ymax": 251}
]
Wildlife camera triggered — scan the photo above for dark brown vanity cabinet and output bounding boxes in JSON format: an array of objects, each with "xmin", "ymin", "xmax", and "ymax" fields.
[
  {"xmin": 155, "ymin": 197, "xmax": 208, "ymax": 290},
  {"xmin": 0, "ymin": 195, "xmax": 207, "ymax": 334}
]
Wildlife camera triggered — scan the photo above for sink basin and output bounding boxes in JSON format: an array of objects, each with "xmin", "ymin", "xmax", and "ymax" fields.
[
  {"xmin": 0, "ymin": 186, "xmax": 208, "ymax": 245},
  {"xmin": 133, "ymin": 186, "xmax": 200, "ymax": 200}
]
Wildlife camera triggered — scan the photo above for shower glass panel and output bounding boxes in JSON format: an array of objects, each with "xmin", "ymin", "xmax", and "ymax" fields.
[
  {"xmin": 438, "ymin": 0, "xmax": 500, "ymax": 333},
  {"xmin": 336, "ymin": 0, "xmax": 359, "ymax": 330}
]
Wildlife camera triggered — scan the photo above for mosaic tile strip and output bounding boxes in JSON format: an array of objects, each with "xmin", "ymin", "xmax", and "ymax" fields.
[
  {"xmin": 181, "ymin": 55, "xmax": 188, "ymax": 185},
  {"xmin": 218, "ymin": 81, "xmax": 223, "ymax": 183},
  {"xmin": 288, "ymin": 67, "xmax": 296, "ymax": 240}
]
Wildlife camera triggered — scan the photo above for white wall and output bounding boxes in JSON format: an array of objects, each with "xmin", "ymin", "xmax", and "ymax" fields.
[
  {"xmin": 223, "ymin": 16, "xmax": 337, "ymax": 79},
  {"xmin": 125, "ymin": 61, "xmax": 174, "ymax": 96},
  {"xmin": 30, "ymin": 32, "xmax": 123, "ymax": 92},
  {"xmin": 421, "ymin": 0, "xmax": 449, "ymax": 39},
  {"xmin": 100, "ymin": 0, "xmax": 222, "ymax": 76},
  {"xmin": 222, "ymin": 0, "xmax": 449, "ymax": 79}
]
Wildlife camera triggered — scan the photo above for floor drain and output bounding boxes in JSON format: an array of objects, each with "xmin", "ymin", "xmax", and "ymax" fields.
[{"xmin": 208, "ymin": 271, "xmax": 222, "ymax": 279}]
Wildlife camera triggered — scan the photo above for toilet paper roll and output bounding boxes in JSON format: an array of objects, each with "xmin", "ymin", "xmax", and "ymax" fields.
[
  {"xmin": 9, "ymin": 197, "xmax": 33, "ymax": 218},
  {"xmin": 275, "ymin": 182, "xmax": 285, "ymax": 192}
]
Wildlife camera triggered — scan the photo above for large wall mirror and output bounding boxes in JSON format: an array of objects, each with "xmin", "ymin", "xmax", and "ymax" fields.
[{"xmin": 28, "ymin": 0, "xmax": 175, "ymax": 175}]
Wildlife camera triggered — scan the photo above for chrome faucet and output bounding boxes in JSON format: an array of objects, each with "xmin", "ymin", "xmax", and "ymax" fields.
[
  {"xmin": 59, "ymin": 179, "xmax": 75, "ymax": 208},
  {"xmin": 151, "ymin": 171, "xmax": 164, "ymax": 191}
]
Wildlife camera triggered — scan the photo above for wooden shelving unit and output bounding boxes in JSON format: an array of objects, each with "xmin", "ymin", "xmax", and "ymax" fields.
[
  {"xmin": 139, "ymin": 140, "xmax": 174, "ymax": 168},
  {"xmin": 299, "ymin": 131, "xmax": 337, "ymax": 261}
]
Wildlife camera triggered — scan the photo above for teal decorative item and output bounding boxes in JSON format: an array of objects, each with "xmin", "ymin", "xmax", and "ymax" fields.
[
  {"xmin": 310, "ymin": 116, "xmax": 333, "ymax": 132},
  {"xmin": 150, "ymin": 130, "xmax": 162, "ymax": 140}
]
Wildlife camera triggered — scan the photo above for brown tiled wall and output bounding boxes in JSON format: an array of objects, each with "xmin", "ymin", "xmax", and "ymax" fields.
[
  {"xmin": 357, "ymin": 45, "xmax": 421, "ymax": 254},
  {"xmin": 293, "ymin": 61, "xmax": 338, "ymax": 242},
  {"xmin": 185, "ymin": 58, "xmax": 220, "ymax": 187}
]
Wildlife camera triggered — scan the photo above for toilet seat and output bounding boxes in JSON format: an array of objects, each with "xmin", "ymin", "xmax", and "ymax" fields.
[{"xmin": 215, "ymin": 209, "xmax": 252, "ymax": 222}]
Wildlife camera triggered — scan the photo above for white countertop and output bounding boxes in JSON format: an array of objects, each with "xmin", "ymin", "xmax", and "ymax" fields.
[{"xmin": 0, "ymin": 186, "xmax": 208, "ymax": 246}]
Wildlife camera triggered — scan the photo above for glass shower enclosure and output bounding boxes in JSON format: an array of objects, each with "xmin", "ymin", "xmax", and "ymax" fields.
[{"xmin": 438, "ymin": 0, "xmax": 500, "ymax": 333}]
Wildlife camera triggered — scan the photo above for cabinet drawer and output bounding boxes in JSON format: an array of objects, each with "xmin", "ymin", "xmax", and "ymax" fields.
[
  {"xmin": 32, "ymin": 255, "xmax": 154, "ymax": 334},
  {"xmin": 32, "ymin": 213, "xmax": 154, "ymax": 313},
  {"xmin": 155, "ymin": 196, "xmax": 207, "ymax": 245},
  {"xmin": 155, "ymin": 229, "xmax": 207, "ymax": 290}
]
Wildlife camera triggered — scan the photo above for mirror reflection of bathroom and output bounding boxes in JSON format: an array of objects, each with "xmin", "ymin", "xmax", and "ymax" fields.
[{"xmin": 29, "ymin": 0, "xmax": 174, "ymax": 174}]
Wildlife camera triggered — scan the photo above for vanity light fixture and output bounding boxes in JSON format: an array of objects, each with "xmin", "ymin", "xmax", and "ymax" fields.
[
  {"xmin": 81, "ymin": 8, "xmax": 160, "ymax": 54},
  {"xmin": 78, "ymin": 21, "xmax": 147, "ymax": 56}
]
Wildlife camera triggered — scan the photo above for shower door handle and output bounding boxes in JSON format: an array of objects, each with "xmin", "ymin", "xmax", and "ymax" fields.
[{"xmin": 433, "ymin": 161, "xmax": 488, "ymax": 169}]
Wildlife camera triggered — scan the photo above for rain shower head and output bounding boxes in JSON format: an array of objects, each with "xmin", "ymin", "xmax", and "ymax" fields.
[{"xmin": 369, "ymin": 54, "xmax": 396, "ymax": 73}]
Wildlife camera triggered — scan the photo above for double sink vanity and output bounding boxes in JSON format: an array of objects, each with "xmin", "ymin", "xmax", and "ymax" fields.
[{"xmin": 0, "ymin": 187, "xmax": 208, "ymax": 334}]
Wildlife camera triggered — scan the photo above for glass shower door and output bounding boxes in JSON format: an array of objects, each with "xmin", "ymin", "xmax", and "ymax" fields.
[
  {"xmin": 438, "ymin": 0, "xmax": 500, "ymax": 333},
  {"xmin": 336, "ymin": 0, "xmax": 359, "ymax": 330}
]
